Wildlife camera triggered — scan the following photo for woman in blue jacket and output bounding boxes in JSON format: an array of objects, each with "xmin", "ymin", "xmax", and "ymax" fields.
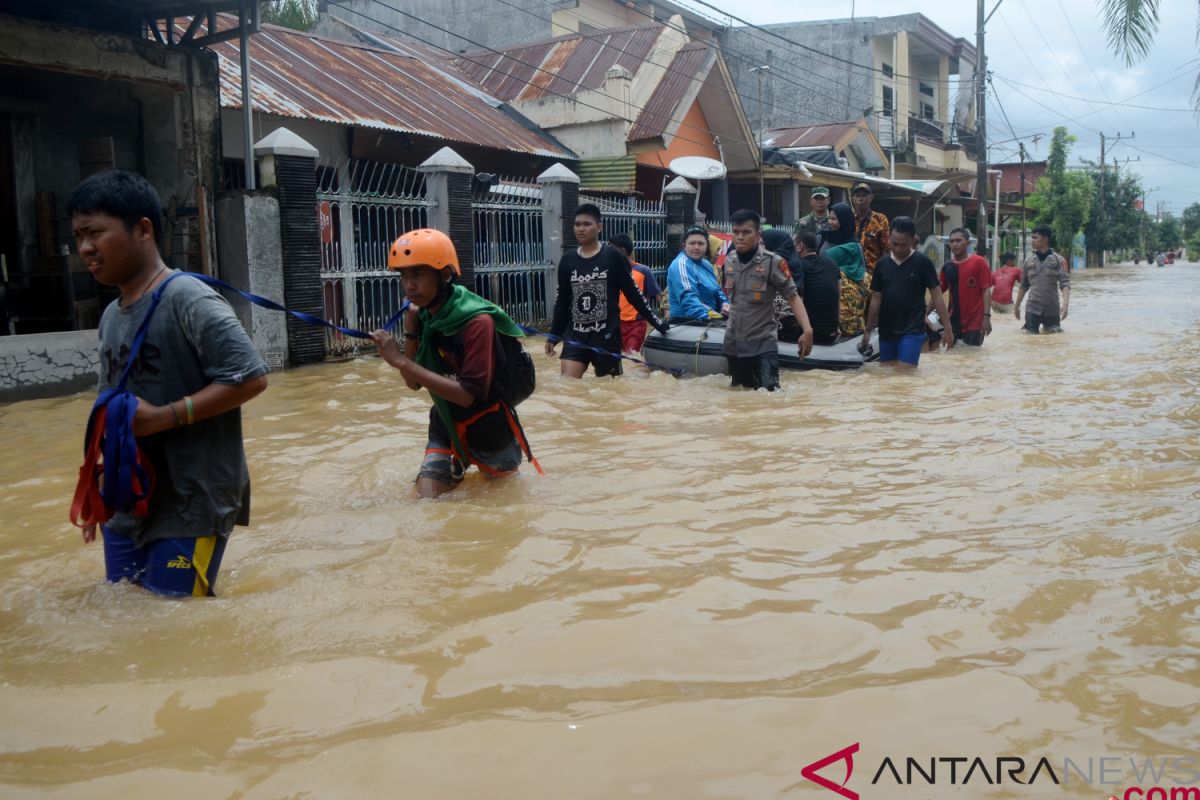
[{"xmin": 667, "ymin": 226, "xmax": 729, "ymax": 321}]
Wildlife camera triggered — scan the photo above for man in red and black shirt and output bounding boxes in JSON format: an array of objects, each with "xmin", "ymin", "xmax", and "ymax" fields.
[{"xmin": 940, "ymin": 227, "xmax": 994, "ymax": 346}]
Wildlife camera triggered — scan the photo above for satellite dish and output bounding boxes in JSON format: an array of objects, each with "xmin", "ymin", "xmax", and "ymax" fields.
[{"xmin": 669, "ymin": 156, "xmax": 727, "ymax": 181}]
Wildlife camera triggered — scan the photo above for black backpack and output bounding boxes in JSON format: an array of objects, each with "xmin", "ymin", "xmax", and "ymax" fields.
[{"xmin": 492, "ymin": 332, "xmax": 536, "ymax": 408}]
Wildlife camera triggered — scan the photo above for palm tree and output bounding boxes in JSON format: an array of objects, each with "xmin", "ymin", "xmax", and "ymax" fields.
[{"xmin": 1099, "ymin": 0, "xmax": 1200, "ymax": 110}]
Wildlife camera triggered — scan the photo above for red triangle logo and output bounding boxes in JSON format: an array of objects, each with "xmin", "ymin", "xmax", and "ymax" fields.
[{"xmin": 801, "ymin": 743, "xmax": 860, "ymax": 800}]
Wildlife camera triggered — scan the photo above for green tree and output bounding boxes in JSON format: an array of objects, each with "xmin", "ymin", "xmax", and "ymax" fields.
[
  {"xmin": 1082, "ymin": 165, "xmax": 1143, "ymax": 260},
  {"xmin": 1099, "ymin": 0, "xmax": 1199, "ymax": 109},
  {"xmin": 1157, "ymin": 213, "xmax": 1183, "ymax": 249},
  {"xmin": 1182, "ymin": 202, "xmax": 1200, "ymax": 244},
  {"xmin": 262, "ymin": 0, "xmax": 318, "ymax": 31},
  {"xmin": 1026, "ymin": 127, "xmax": 1094, "ymax": 260}
]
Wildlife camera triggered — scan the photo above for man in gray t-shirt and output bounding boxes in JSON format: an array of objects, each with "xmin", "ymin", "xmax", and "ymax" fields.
[
  {"xmin": 70, "ymin": 170, "xmax": 268, "ymax": 597},
  {"xmin": 98, "ymin": 276, "xmax": 268, "ymax": 546}
]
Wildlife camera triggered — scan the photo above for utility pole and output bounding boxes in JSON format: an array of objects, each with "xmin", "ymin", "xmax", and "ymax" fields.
[
  {"xmin": 1019, "ymin": 141, "xmax": 1027, "ymax": 263},
  {"xmin": 975, "ymin": 0, "xmax": 988, "ymax": 257},
  {"xmin": 750, "ymin": 65, "xmax": 769, "ymax": 217},
  {"xmin": 1098, "ymin": 131, "xmax": 1132, "ymax": 267}
]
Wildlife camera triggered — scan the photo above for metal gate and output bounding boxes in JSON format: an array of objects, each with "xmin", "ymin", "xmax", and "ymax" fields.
[
  {"xmin": 471, "ymin": 176, "xmax": 553, "ymax": 325},
  {"xmin": 317, "ymin": 160, "xmax": 433, "ymax": 355}
]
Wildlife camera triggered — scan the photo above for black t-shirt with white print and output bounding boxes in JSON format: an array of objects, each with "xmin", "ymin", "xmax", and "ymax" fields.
[{"xmin": 549, "ymin": 244, "xmax": 666, "ymax": 347}]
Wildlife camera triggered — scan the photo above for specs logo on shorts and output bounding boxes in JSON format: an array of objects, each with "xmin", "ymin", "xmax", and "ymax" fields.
[{"xmin": 166, "ymin": 555, "xmax": 193, "ymax": 570}]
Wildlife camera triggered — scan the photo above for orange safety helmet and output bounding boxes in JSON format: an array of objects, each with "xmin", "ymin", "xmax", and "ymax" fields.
[{"xmin": 387, "ymin": 228, "xmax": 462, "ymax": 275}]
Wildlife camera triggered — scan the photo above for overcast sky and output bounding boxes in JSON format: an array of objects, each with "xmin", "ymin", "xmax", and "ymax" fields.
[{"xmin": 678, "ymin": 0, "xmax": 1200, "ymax": 217}]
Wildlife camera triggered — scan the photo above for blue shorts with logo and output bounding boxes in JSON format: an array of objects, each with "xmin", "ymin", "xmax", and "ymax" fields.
[
  {"xmin": 878, "ymin": 333, "xmax": 926, "ymax": 365},
  {"xmin": 102, "ymin": 528, "xmax": 228, "ymax": 597}
]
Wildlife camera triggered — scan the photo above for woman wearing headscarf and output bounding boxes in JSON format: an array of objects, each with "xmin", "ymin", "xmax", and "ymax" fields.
[
  {"xmin": 761, "ymin": 228, "xmax": 810, "ymax": 344},
  {"xmin": 821, "ymin": 202, "xmax": 870, "ymax": 337}
]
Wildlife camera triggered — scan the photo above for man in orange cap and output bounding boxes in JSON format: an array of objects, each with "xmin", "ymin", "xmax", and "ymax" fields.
[{"xmin": 371, "ymin": 229, "xmax": 538, "ymax": 497}]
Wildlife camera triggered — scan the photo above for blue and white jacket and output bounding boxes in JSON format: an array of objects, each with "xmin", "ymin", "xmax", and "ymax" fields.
[{"xmin": 667, "ymin": 251, "xmax": 728, "ymax": 321}]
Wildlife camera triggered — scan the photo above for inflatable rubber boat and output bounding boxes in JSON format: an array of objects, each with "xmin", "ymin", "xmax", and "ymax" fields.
[{"xmin": 642, "ymin": 320, "xmax": 879, "ymax": 376}]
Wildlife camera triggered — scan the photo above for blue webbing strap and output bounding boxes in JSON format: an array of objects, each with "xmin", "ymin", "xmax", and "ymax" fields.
[
  {"xmin": 182, "ymin": 272, "xmax": 409, "ymax": 337},
  {"xmin": 177, "ymin": 272, "xmax": 678, "ymax": 375},
  {"xmin": 514, "ymin": 324, "xmax": 682, "ymax": 376}
]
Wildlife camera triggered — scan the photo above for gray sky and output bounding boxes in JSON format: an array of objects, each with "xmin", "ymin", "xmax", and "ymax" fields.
[{"xmin": 678, "ymin": 0, "xmax": 1200, "ymax": 217}]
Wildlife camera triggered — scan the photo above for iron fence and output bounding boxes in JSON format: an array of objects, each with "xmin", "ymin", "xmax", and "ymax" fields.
[
  {"xmin": 472, "ymin": 176, "xmax": 552, "ymax": 325},
  {"xmin": 316, "ymin": 160, "xmax": 432, "ymax": 355}
]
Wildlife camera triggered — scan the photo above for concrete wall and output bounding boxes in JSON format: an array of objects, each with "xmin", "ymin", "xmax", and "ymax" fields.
[
  {"xmin": 323, "ymin": 0, "xmax": 559, "ymax": 51},
  {"xmin": 0, "ymin": 330, "xmax": 97, "ymax": 403},
  {"xmin": 221, "ymin": 110, "xmax": 349, "ymax": 164},
  {"xmin": 723, "ymin": 20, "xmax": 875, "ymax": 132},
  {"xmin": 0, "ymin": 14, "xmax": 221, "ymax": 277},
  {"xmin": 215, "ymin": 192, "xmax": 289, "ymax": 369}
]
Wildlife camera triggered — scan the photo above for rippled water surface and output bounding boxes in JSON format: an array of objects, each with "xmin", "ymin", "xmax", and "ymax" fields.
[{"xmin": 1, "ymin": 263, "xmax": 1198, "ymax": 798}]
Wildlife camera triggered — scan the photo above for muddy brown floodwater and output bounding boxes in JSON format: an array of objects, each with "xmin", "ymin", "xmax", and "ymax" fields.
[{"xmin": 0, "ymin": 263, "xmax": 1197, "ymax": 799}]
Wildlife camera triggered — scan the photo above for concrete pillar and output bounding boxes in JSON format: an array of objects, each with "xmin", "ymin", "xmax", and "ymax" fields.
[
  {"xmin": 215, "ymin": 193, "xmax": 288, "ymax": 370},
  {"xmin": 253, "ymin": 127, "xmax": 325, "ymax": 365},
  {"xmin": 781, "ymin": 180, "xmax": 800, "ymax": 228},
  {"xmin": 418, "ymin": 147, "xmax": 476, "ymax": 292},
  {"xmin": 711, "ymin": 178, "xmax": 730, "ymax": 223},
  {"xmin": 537, "ymin": 162, "xmax": 581, "ymax": 312},
  {"xmin": 664, "ymin": 176, "xmax": 698, "ymax": 258}
]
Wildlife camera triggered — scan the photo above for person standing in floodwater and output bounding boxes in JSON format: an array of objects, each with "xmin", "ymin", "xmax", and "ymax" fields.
[
  {"xmin": 1015, "ymin": 225, "xmax": 1070, "ymax": 334},
  {"xmin": 722, "ymin": 209, "xmax": 813, "ymax": 390},
  {"xmin": 371, "ymin": 229, "xmax": 538, "ymax": 499},
  {"xmin": 546, "ymin": 203, "xmax": 668, "ymax": 378},
  {"xmin": 862, "ymin": 216, "xmax": 955, "ymax": 367},
  {"xmin": 70, "ymin": 170, "xmax": 268, "ymax": 597}
]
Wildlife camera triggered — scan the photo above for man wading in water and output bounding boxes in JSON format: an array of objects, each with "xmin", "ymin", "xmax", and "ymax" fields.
[
  {"xmin": 546, "ymin": 203, "xmax": 668, "ymax": 378},
  {"xmin": 371, "ymin": 229, "xmax": 539, "ymax": 498},
  {"xmin": 71, "ymin": 170, "xmax": 268, "ymax": 596}
]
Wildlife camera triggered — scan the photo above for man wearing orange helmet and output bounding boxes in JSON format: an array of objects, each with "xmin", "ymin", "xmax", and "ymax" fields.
[
  {"xmin": 370, "ymin": 229, "xmax": 537, "ymax": 498},
  {"xmin": 547, "ymin": 203, "xmax": 669, "ymax": 377}
]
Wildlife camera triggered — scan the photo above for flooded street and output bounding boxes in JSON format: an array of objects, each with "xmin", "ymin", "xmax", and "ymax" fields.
[{"xmin": 1, "ymin": 262, "xmax": 1198, "ymax": 798}]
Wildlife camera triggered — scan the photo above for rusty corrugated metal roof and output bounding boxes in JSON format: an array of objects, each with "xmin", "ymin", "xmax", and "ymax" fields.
[
  {"xmin": 626, "ymin": 41, "xmax": 715, "ymax": 143},
  {"xmin": 455, "ymin": 23, "xmax": 662, "ymax": 102},
  {"xmin": 193, "ymin": 17, "xmax": 574, "ymax": 159},
  {"xmin": 763, "ymin": 122, "xmax": 864, "ymax": 149}
]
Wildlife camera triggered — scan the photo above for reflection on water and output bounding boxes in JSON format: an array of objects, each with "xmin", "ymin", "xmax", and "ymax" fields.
[{"xmin": 1, "ymin": 264, "xmax": 1198, "ymax": 798}]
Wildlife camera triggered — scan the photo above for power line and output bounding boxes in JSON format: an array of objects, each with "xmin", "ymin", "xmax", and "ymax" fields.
[
  {"xmin": 989, "ymin": 67, "xmax": 1200, "ymax": 140},
  {"xmin": 991, "ymin": 74, "xmax": 1195, "ymax": 112},
  {"xmin": 327, "ymin": 0, "xmax": 759, "ymax": 161},
  {"xmin": 1050, "ymin": 0, "xmax": 1133, "ymax": 132},
  {"xmin": 999, "ymin": 78, "xmax": 1200, "ymax": 173},
  {"xmin": 666, "ymin": 0, "xmax": 967, "ymax": 84},
  {"xmin": 481, "ymin": 0, "xmax": 877, "ymax": 123}
]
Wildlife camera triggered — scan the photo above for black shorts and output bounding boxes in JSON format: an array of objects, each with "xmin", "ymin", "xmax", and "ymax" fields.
[
  {"xmin": 560, "ymin": 341, "xmax": 622, "ymax": 377},
  {"xmin": 958, "ymin": 330, "xmax": 985, "ymax": 346},
  {"xmin": 727, "ymin": 352, "xmax": 780, "ymax": 391},
  {"xmin": 1023, "ymin": 312, "xmax": 1062, "ymax": 333}
]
